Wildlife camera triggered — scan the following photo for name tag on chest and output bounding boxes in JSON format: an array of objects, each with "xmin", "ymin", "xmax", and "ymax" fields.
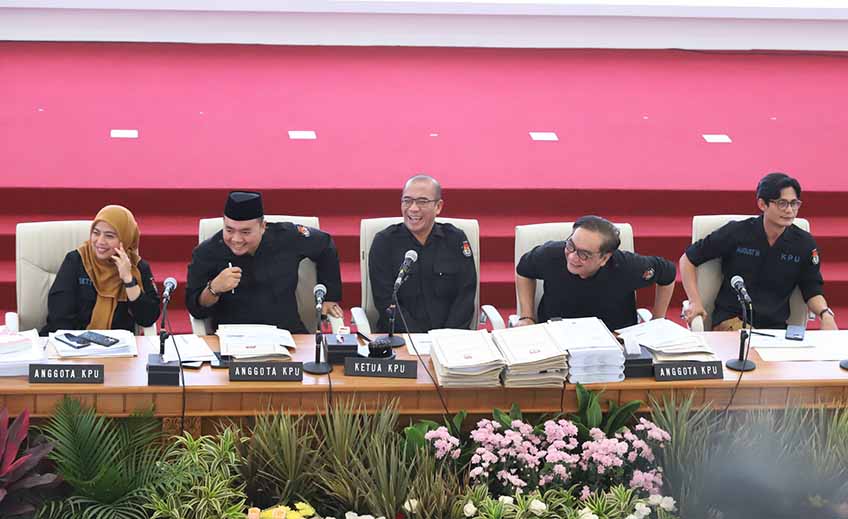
[
  {"xmin": 344, "ymin": 357, "xmax": 418, "ymax": 379},
  {"xmin": 229, "ymin": 362, "xmax": 304, "ymax": 381},
  {"xmin": 29, "ymin": 364, "xmax": 105, "ymax": 384}
]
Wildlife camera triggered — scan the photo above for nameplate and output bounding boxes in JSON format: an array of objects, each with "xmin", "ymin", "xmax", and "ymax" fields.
[
  {"xmin": 229, "ymin": 362, "xmax": 304, "ymax": 382},
  {"xmin": 344, "ymin": 357, "xmax": 418, "ymax": 379},
  {"xmin": 654, "ymin": 361, "xmax": 724, "ymax": 381},
  {"xmin": 29, "ymin": 364, "xmax": 104, "ymax": 384}
]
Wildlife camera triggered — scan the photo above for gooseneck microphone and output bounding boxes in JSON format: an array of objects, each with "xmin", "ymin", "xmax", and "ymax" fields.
[
  {"xmin": 730, "ymin": 275, "xmax": 752, "ymax": 304},
  {"xmin": 162, "ymin": 277, "xmax": 178, "ymax": 303},
  {"xmin": 393, "ymin": 250, "xmax": 419, "ymax": 291},
  {"xmin": 313, "ymin": 283, "xmax": 327, "ymax": 311}
]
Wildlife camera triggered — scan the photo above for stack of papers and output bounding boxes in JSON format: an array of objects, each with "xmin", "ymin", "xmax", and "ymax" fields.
[
  {"xmin": 491, "ymin": 324, "xmax": 568, "ymax": 388},
  {"xmin": 162, "ymin": 335, "xmax": 216, "ymax": 363},
  {"xmin": 0, "ymin": 329, "xmax": 45, "ymax": 376},
  {"xmin": 753, "ymin": 330, "xmax": 846, "ymax": 362},
  {"xmin": 428, "ymin": 329, "xmax": 506, "ymax": 387},
  {"xmin": 616, "ymin": 319, "xmax": 717, "ymax": 363},
  {"xmin": 217, "ymin": 324, "xmax": 296, "ymax": 361},
  {"xmin": 547, "ymin": 318, "xmax": 625, "ymax": 384},
  {"xmin": 49, "ymin": 329, "xmax": 137, "ymax": 358}
]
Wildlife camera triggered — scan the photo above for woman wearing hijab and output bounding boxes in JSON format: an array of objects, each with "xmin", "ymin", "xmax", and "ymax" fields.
[{"xmin": 42, "ymin": 205, "xmax": 161, "ymax": 334}]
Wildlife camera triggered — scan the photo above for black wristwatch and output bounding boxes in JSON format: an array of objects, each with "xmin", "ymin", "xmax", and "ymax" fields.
[
  {"xmin": 206, "ymin": 280, "xmax": 220, "ymax": 297},
  {"xmin": 123, "ymin": 278, "xmax": 138, "ymax": 288},
  {"xmin": 819, "ymin": 307, "xmax": 835, "ymax": 319}
]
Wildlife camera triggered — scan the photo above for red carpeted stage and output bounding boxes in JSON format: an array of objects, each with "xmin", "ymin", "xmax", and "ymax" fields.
[{"xmin": 2, "ymin": 42, "xmax": 847, "ymax": 332}]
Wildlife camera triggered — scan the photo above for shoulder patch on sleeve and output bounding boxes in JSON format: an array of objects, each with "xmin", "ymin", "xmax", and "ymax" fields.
[
  {"xmin": 461, "ymin": 240, "xmax": 472, "ymax": 257},
  {"xmin": 296, "ymin": 224, "xmax": 311, "ymax": 238},
  {"xmin": 642, "ymin": 268, "xmax": 655, "ymax": 280},
  {"xmin": 811, "ymin": 248, "xmax": 819, "ymax": 265}
]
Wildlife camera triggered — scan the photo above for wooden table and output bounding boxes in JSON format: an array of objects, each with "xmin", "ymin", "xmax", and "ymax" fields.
[{"xmin": 2, "ymin": 333, "xmax": 847, "ymax": 433}]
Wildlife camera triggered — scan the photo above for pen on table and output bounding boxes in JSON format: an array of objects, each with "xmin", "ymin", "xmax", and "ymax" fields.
[
  {"xmin": 750, "ymin": 331, "xmax": 775, "ymax": 338},
  {"xmin": 228, "ymin": 262, "xmax": 235, "ymax": 294}
]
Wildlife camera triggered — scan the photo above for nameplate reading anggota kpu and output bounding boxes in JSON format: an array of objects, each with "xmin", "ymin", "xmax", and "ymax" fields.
[
  {"xmin": 29, "ymin": 364, "xmax": 104, "ymax": 384},
  {"xmin": 229, "ymin": 362, "xmax": 304, "ymax": 382},
  {"xmin": 654, "ymin": 361, "xmax": 723, "ymax": 381},
  {"xmin": 344, "ymin": 357, "xmax": 418, "ymax": 379}
]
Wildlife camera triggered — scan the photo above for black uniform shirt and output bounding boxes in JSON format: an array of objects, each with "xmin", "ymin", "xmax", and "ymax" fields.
[
  {"xmin": 516, "ymin": 242, "xmax": 676, "ymax": 331},
  {"xmin": 685, "ymin": 215, "xmax": 823, "ymax": 328},
  {"xmin": 185, "ymin": 222, "xmax": 342, "ymax": 334},
  {"xmin": 369, "ymin": 222, "xmax": 477, "ymax": 333},
  {"xmin": 42, "ymin": 250, "xmax": 161, "ymax": 335}
]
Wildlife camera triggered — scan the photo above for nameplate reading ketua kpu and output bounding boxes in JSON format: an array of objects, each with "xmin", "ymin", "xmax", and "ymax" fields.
[
  {"xmin": 344, "ymin": 357, "xmax": 418, "ymax": 379},
  {"xmin": 229, "ymin": 362, "xmax": 304, "ymax": 382},
  {"xmin": 654, "ymin": 361, "xmax": 724, "ymax": 381},
  {"xmin": 29, "ymin": 364, "xmax": 104, "ymax": 384}
]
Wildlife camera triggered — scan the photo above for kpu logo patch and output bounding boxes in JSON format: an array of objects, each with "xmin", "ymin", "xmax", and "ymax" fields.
[
  {"xmin": 811, "ymin": 249, "xmax": 820, "ymax": 265},
  {"xmin": 296, "ymin": 225, "xmax": 311, "ymax": 238},
  {"xmin": 461, "ymin": 240, "xmax": 472, "ymax": 258}
]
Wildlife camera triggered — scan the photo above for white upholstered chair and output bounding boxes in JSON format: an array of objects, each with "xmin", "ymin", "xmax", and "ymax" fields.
[
  {"xmin": 190, "ymin": 216, "xmax": 342, "ymax": 335},
  {"xmin": 350, "ymin": 217, "xmax": 502, "ymax": 335},
  {"xmin": 13, "ymin": 220, "xmax": 156, "ymax": 336},
  {"xmin": 508, "ymin": 221, "xmax": 651, "ymax": 328},
  {"xmin": 686, "ymin": 215, "xmax": 810, "ymax": 331}
]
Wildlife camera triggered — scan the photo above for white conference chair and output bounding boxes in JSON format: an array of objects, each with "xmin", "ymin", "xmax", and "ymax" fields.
[
  {"xmin": 13, "ymin": 221, "xmax": 156, "ymax": 336},
  {"xmin": 508, "ymin": 221, "xmax": 651, "ymax": 328},
  {"xmin": 190, "ymin": 216, "xmax": 342, "ymax": 335},
  {"xmin": 686, "ymin": 215, "xmax": 810, "ymax": 331},
  {"xmin": 351, "ymin": 217, "xmax": 503, "ymax": 335}
]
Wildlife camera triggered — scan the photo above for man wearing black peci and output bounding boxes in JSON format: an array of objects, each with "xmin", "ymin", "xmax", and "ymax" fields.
[
  {"xmin": 680, "ymin": 172, "xmax": 838, "ymax": 331},
  {"xmin": 515, "ymin": 215, "xmax": 676, "ymax": 331},
  {"xmin": 185, "ymin": 191, "xmax": 343, "ymax": 334},
  {"xmin": 369, "ymin": 175, "xmax": 477, "ymax": 333}
]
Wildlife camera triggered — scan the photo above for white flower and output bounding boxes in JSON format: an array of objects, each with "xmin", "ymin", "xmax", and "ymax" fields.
[
  {"xmin": 578, "ymin": 508, "xmax": 598, "ymax": 519},
  {"xmin": 660, "ymin": 496, "xmax": 676, "ymax": 511},
  {"xmin": 648, "ymin": 494, "xmax": 663, "ymax": 506},
  {"xmin": 528, "ymin": 499, "xmax": 547, "ymax": 515},
  {"xmin": 360, "ymin": 516, "xmax": 375, "ymax": 519},
  {"xmin": 345, "ymin": 513, "xmax": 359, "ymax": 519},
  {"xmin": 403, "ymin": 499, "xmax": 420, "ymax": 513},
  {"xmin": 626, "ymin": 515, "xmax": 637, "ymax": 519},
  {"xmin": 498, "ymin": 496, "xmax": 514, "ymax": 505},
  {"xmin": 634, "ymin": 502, "xmax": 651, "ymax": 518},
  {"xmin": 463, "ymin": 501, "xmax": 477, "ymax": 517}
]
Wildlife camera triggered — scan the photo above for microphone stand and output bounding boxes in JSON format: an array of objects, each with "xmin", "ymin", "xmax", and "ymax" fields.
[
  {"xmin": 726, "ymin": 295, "xmax": 756, "ymax": 372},
  {"xmin": 147, "ymin": 288, "xmax": 181, "ymax": 385},
  {"xmin": 304, "ymin": 303, "xmax": 332, "ymax": 374},
  {"xmin": 372, "ymin": 284, "xmax": 407, "ymax": 349}
]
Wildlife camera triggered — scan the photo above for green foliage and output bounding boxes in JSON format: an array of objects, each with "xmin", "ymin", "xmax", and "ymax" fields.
[
  {"xmin": 240, "ymin": 411, "xmax": 320, "ymax": 507},
  {"xmin": 353, "ymin": 431, "xmax": 415, "ymax": 518},
  {"xmin": 145, "ymin": 428, "xmax": 247, "ymax": 519},
  {"xmin": 406, "ymin": 449, "xmax": 465, "ymax": 519},
  {"xmin": 38, "ymin": 398, "xmax": 163, "ymax": 519},
  {"xmin": 0, "ymin": 408, "xmax": 59, "ymax": 518},
  {"xmin": 571, "ymin": 384, "xmax": 641, "ymax": 441}
]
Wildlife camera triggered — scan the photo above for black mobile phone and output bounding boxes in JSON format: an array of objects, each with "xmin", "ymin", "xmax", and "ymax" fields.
[
  {"xmin": 78, "ymin": 331, "xmax": 120, "ymax": 347},
  {"xmin": 785, "ymin": 325, "xmax": 806, "ymax": 341},
  {"xmin": 56, "ymin": 333, "xmax": 90, "ymax": 349}
]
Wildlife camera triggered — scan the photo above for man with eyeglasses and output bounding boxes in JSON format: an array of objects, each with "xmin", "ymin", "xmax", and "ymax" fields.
[
  {"xmin": 516, "ymin": 215, "xmax": 676, "ymax": 331},
  {"xmin": 680, "ymin": 172, "xmax": 837, "ymax": 330},
  {"xmin": 369, "ymin": 175, "xmax": 477, "ymax": 332}
]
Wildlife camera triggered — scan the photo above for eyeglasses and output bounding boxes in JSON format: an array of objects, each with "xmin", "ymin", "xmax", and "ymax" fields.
[
  {"xmin": 565, "ymin": 238, "xmax": 601, "ymax": 262},
  {"xmin": 770, "ymin": 198, "xmax": 803, "ymax": 211},
  {"xmin": 401, "ymin": 197, "xmax": 440, "ymax": 208}
]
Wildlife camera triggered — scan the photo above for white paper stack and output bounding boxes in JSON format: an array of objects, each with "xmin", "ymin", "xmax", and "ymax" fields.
[
  {"xmin": 491, "ymin": 324, "xmax": 568, "ymax": 387},
  {"xmin": 162, "ymin": 334, "xmax": 216, "ymax": 363},
  {"xmin": 428, "ymin": 329, "xmax": 506, "ymax": 387},
  {"xmin": 216, "ymin": 324, "xmax": 296, "ymax": 361},
  {"xmin": 0, "ymin": 329, "xmax": 46, "ymax": 376},
  {"xmin": 616, "ymin": 319, "xmax": 717, "ymax": 363},
  {"xmin": 49, "ymin": 329, "xmax": 137, "ymax": 358},
  {"xmin": 546, "ymin": 318, "xmax": 625, "ymax": 384}
]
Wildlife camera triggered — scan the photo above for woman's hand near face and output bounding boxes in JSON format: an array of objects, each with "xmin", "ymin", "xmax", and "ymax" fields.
[{"xmin": 112, "ymin": 243, "xmax": 133, "ymax": 283}]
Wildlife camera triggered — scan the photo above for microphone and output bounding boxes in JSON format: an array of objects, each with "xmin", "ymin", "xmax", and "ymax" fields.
[
  {"xmin": 393, "ymin": 250, "xmax": 419, "ymax": 291},
  {"xmin": 314, "ymin": 283, "xmax": 327, "ymax": 310},
  {"xmin": 730, "ymin": 275, "xmax": 751, "ymax": 304},
  {"xmin": 162, "ymin": 277, "xmax": 177, "ymax": 302}
]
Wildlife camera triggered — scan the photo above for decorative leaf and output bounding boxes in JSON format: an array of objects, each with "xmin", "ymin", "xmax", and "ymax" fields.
[
  {"xmin": 450, "ymin": 411, "xmax": 467, "ymax": 437},
  {"xmin": 604, "ymin": 400, "xmax": 642, "ymax": 436},
  {"xmin": 0, "ymin": 408, "xmax": 8, "ymax": 462},
  {"xmin": 4, "ymin": 442, "xmax": 53, "ymax": 484},
  {"xmin": 8, "ymin": 471, "xmax": 59, "ymax": 491},
  {"xmin": 1, "ymin": 409, "xmax": 29, "ymax": 474},
  {"xmin": 492, "ymin": 408, "xmax": 512, "ymax": 430},
  {"xmin": 576, "ymin": 384, "xmax": 590, "ymax": 417},
  {"xmin": 509, "ymin": 403, "xmax": 523, "ymax": 421},
  {"xmin": 586, "ymin": 396, "xmax": 602, "ymax": 429}
]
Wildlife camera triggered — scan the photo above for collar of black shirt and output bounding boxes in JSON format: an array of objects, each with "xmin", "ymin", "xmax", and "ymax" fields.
[{"xmin": 400, "ymin": 221, "xmax": 445, "ymax": 246}]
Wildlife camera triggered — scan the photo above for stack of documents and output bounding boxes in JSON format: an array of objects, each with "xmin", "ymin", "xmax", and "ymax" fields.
[
  {"xmin": 49, "ymin": 329, "xmax": 137, "ymax": 358},
  {"xmin": 616, "ymin": 319, "xmax": 717, "ymax": 363},
  {"xmin": 217, "ymin": 324, "xmax": 296, "ymax": 361},
  {"xmin": 428, "ymin": 329, "xmax": 506, "ymax": 387},
  {"xmin": 546, "ymin": 318, "xmax": 625, "ymax": 384},
  {"xmin": 162, "ymin": 334, "xmax": 216, "ymax": 363},
  {"xmin": 491, "ymin": 324, "xmax": 568, "ymax": 387},
  {"xmin": 0, "ymin": 329, "xmax": 45, "ymax": 376}
]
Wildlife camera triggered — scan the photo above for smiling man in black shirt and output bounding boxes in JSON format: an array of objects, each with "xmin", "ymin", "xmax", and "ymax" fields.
[
  {"xmin": 680, "ymin": 172, "xmax": 837, "ymax": 330},
  {"xmin": 515, "ymin": 215, "xmax": 676, "ymax": 331},
  {"xmin": 369, "ymin": 175, "xmax": 477, "ymax": 333}
]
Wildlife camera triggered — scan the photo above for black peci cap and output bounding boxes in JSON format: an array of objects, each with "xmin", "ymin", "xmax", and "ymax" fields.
[{"xmin": 224, "ymin": 191, "xmax": 264, "ymax": 221}]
